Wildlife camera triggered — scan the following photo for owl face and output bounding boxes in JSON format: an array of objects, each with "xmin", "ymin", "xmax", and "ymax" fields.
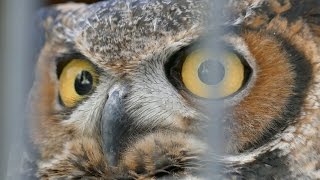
[{"xmin": 30, "ymin": 0, "xmax": 320, "ymax": 179}]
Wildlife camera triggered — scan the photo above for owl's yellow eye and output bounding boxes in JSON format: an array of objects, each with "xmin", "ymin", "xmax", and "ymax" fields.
[
  {"xmin": 59, "ymin": 59, "xmax": 98, "ymax": 107},
  {"xmin": 181, "ymin": 51, "xmax": 245, "ymax": 98}
]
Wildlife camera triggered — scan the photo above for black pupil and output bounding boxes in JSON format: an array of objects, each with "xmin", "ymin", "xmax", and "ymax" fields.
[
  {"xmin": 198, "ymin": 60, "xmax": 225, "ymax": 85},
  {"xmin": 74, "ymin": 71, "xmax": 93, "ymax": 95}
]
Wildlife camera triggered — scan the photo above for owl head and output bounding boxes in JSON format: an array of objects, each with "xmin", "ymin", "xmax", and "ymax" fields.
[{"xmin": 29, "ymin": 0, "xmax": 320, "ymax": 179}]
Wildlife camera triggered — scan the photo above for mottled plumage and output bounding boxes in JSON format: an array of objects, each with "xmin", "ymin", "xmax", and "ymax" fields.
[{"xmin": 29, "ymin": 0, "xmax": 320, "ymax": 179}]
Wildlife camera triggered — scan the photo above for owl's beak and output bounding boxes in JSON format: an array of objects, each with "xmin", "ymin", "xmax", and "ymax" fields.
[{"xmin": 100, "ymin": 84, "xmax": 128, "ymax": 166}]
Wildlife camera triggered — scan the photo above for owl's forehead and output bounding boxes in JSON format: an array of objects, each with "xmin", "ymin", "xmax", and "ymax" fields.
[
  {"xmin": 43, "ymin": 0, "xmax": 264, "ymax": 67},
  {"xmin": 76, "ymin": 0, "xmax": 206, "ymax": 65}
]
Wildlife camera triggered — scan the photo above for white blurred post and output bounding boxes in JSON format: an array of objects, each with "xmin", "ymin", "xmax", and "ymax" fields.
[
  {"xmin": 0, "ymin": 0, "xmax": 38, "ymax": 179},
  {"xmin": 203, "ymin": 0, "xmax": 228, "ymax": 178}
]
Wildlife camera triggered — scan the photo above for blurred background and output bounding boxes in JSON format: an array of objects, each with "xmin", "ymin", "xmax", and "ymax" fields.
[{"xmin": 0, "ymin": 1, "xmax": 101, "ymax": 179}]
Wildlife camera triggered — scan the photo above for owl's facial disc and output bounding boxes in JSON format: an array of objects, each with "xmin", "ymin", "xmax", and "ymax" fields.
[{"xmin": 30, "ymin": 0, "xmax": 320, "ymax": 179}]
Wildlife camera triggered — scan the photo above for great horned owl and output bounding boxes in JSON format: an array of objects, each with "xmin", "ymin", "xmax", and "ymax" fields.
[{"xmin": 29, "ymin": 0, "xmax": 320, "ymax": 179}]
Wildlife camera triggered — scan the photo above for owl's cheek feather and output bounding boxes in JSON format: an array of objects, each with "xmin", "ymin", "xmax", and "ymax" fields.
[
  {"xmin": 228, "ymin": 30, "xmax": 312, "ymax": 152},
  {"xmin": 38, "ymin": 138, "xmax": 111, "ymax": 179},
  {"xmin": 119, "ymin": 133, "xmax": 207, "ymax": 178},
  {"xmin": 37, "ymin": 133, "xmax": 206, "ymax": 179},
  {"xmin": 232, "ymin": 33, "xmax": 294, "ymax": 150},
  {"xmin": 30, "ymin": 45, "xmax": 77, "ymax": 160}
]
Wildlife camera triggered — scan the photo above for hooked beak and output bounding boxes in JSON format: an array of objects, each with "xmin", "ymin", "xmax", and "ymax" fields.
[{"xmin": 100, "ymin": 84, "xmax": 128, "ymax": 166}]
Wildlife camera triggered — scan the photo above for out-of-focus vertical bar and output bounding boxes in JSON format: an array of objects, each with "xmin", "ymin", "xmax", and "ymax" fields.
[
  {"xmin": 202, "ymin": 0, "xmax": 228, "ymax": 178},
  {"xmin": 0, "ymin": 0, "xmax": 37, "ymax": 179},
  {"xmin": 0, "ymin": 0, "xmax": 7, "ymax": 178}
]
